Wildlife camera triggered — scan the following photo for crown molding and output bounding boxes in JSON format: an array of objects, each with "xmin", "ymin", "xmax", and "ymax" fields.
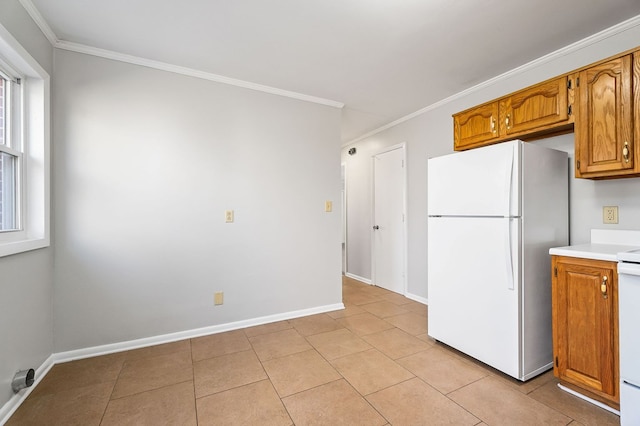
[
  {"xmin": 18, "ymin": 0, "xmax": 344, "ymax": 109},
  {"xmin": 18, "ymin": 0, "xmax": 57, "ymax": 45},
  {"xmin": 343, "ymin": 13, "xmax": 640, "ymax": 146},
  {"xmin": 55, "ymin": 40, "xmax": 344, "ymax": 108},
  {"xmin": 18, "ymin": 0, "xmax": 640, "ymax": 138}
]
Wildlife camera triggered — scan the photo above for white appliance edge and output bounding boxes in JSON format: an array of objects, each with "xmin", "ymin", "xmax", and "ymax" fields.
[
  {"xmin": 618, "ymin": 253, "xmax": 640, "ymax": 425},
  {"xmin": 427, "ymin": 140, "xmax": 568, "ymax": 381}
]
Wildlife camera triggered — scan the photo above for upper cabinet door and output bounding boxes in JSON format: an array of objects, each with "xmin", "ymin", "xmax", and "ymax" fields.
[
  {"xmin": 453, "ymin": 101, "xmax": 500, "ymax": 151},
  {"xmin": 576, "ymin": 55, "xmax": 634, "ymax": 178},
  {"xmin": 453, "ymin": 77, "xmax": 573, "ymax": 152},
  {"xmin": 500, "ymin": 77, "xmax": 569, "ymax": 136}
]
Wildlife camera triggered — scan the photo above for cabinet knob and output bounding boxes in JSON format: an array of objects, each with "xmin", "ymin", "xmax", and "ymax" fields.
[
  {"xmin": 601, "ymin": 275, "xmax": 608, "ymax": 299},
  {"xmin": 491, "ymin": 117, "xmax": 497, "ymax": 133},
  {"xmin": 623, "ymin": 141, "xmax": 630, "ymax": 163},
  {"xmin": 505, "ymin": 114, "xmax": 511, "ymax": 130}
]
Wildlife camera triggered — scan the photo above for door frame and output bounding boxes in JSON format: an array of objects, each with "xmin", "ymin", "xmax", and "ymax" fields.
[
  {"xmin": 341, "ymin": 162, "xmax": 347, "ymax": 275},
  {"xmin": 370, "ymin": 143, "xmax": 407, "ymax": 294}
]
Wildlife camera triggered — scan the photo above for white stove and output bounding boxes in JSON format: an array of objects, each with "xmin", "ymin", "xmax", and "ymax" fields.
[
  {"xmin": 618, "ymin": 248, "xmax": 640, "ymax": 426},
  {"xmin": 618, "ymin": 247, "xmax": 640, "ymax": 263}
]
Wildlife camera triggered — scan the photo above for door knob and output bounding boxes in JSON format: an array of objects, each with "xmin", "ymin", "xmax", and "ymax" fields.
[{"xmin": 373, "ymin": 225, "xmax": 380, "ymax": 230}]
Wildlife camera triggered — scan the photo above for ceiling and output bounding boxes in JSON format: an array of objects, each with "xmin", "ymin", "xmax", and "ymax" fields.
[{"xmin": 24, "ymin": 0, "xmax": 640, "ymax": 143}]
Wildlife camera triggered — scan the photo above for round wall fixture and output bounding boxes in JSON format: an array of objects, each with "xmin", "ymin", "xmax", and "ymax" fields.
[{"xmin": 12, "ymin": 369, "xmax": 35, "ymax": 393}]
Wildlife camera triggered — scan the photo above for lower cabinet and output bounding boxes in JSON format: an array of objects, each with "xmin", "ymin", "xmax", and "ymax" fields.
[{"xmin": 551, "ymin": 256, "xmax": 619, "ymax": 409}]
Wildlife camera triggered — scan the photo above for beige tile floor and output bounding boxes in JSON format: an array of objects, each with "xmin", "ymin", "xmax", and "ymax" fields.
[{"xmin": 7, "ymin": 276, "xmax": 620, "ymax": 425}]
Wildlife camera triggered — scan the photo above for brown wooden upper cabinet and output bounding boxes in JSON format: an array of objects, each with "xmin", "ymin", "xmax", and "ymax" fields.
[
  {"xmin": 454, "ymin": 76, "xmax": 573, "ymax": 151},
  {"xmin": 575, "ymin": 53, "xmax": 640, "ymax": 178},
  {"xmin": 453, "ymin": 102, "xmax": 500, "ymax": 150}
]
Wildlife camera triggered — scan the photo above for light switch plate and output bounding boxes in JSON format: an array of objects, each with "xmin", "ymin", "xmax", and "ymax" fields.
[{"xmin": 325, "ymin": 201, "xmax": 332, "ymax": 212}]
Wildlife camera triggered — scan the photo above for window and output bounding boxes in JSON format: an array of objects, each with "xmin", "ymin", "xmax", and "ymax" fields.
[
  {"xmin": 0, "ymin": 23, "xmax": 50, "ymax": 257},
  {"xmin": 0, "ymin": 68, "xmax": 20, "ymax": 232}
]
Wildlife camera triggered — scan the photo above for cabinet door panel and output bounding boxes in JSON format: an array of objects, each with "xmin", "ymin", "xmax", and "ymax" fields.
[
  {"xmin": 576, "ymin": 55, "xmax": 633, "ymax": 177},
  {"xmin": 634, "ymin": 52, "xmax": 640, "ymax": 175},
  {"xmin": 552, "ymin": 257, "xmax": 618, "ymax": 406},
  {"xmin": 501, "ymin": 77, "xmax": 568, "ymax": 136},
  {"xmin": 453, "ymin": 102, "xmax": 500, "ymax": 151},
  {"xmin": 562, "ymin": 269, "xmax": 606, "ymax": 390}
]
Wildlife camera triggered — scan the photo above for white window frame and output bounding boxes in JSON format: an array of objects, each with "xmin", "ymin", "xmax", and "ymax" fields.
[
  {"xmin": 0, "ymin": 63, "xmax": 23, "ymax": 233},
  {"xmin": 0, "ymin": 23, "xmax": 50, "ymax": 257}
]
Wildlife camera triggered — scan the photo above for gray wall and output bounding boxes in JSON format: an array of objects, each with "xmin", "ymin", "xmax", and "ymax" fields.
[
  {"xmin": 343, "ymin": 20, "xmax": 640, "ymax": 300},
  {"xmin": 0, "ymin": 0, "xmax": 53, "ymax": 410},
  {"xmin": 53, "ymin": 50, "xmax": 343, "ymax": 351}
]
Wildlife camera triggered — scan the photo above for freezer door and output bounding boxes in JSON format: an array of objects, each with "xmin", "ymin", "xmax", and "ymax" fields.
[
  {"xmin": 428, "ymin": 140, "xmax": 520, "ymax": 217},
  {"xmin": 428, "ymin": 216, "xmax": 521, "ymax": 379}
]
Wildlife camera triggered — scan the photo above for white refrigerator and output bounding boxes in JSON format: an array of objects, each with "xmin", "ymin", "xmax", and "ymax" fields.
[{"xmin": 427, "ymin": 140, "xmax": 568, "ymax": 381}]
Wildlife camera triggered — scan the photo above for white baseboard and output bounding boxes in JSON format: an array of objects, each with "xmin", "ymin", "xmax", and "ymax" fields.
[
  {"xmin": 344, "ymin": 274, "xmax": 428, "ymax": 305},
  {"xmin": 0, "ymin": 354, "xmax": 55, "ymax": 425},
  {"xmin": 557, "ymin": 383, "xmax": 620, "ymax": 416},
  {"xmin": 405, "ymin": 292, "xmax": 428, "ymax": 305},
  {"xmin": 53, "ymin": 302, "xmax": 345, "ymax": 363},
  {"xmin": 344, "ymin": 273, "xmax": 372, "ymax": 284},
  {"xmin": 0, "ymin": 302, "xmax": 344, "ymax": 425}
]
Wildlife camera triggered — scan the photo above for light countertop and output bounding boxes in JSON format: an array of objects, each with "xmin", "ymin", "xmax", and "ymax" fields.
[
  {"xmin": 549, "ymin": 229, "xmax": 640, "ymax": 262},
  {"xmin": 549, "ymin": 243, "xmax": 640, "ymax": 262}
]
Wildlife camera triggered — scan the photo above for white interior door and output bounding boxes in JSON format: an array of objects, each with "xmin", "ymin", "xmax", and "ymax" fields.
[{"xmin": 373, "ymin": 146, "xmax": 405, "ymax": 294}]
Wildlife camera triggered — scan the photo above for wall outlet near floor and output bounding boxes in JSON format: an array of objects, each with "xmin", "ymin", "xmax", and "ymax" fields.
[
  {"xmin": 225, "ymin": 210, "xmax": 234, "ymax": 223},
  {"xmin": 214, "ymin": 292, "xmax": 224, "ymax": 305},
  {"xmin": 603, "ymin": 206, "xmax": 619, "ymax": 224}
]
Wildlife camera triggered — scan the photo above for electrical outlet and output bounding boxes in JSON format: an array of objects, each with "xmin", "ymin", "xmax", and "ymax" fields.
[
  {"xmin": 603, "ymin": 206, "xmax": 619, "ymax": 224},
  {"xmin": 214, "ymin": 292, "xmax": 224, "ymax": 305},
  {"xmin": 225, "ymin": 210, "xmax": 234, "ymax": 223}
]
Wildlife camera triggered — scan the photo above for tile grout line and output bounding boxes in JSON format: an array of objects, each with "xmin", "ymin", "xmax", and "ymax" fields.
[
  {"xmin": 189, "ymin": 339, "xmax": 199, "ymax": 426},
  {"xmin": 98, "ymin": 355, "xmax": 127, "ymax": 425},
  {"xmin": 107, "ymin": 379, "xmax": 195, "ymax": 402},
  {"xmin": 297, "ymin": 318, "xmax": 393, "ymax": 425},
  {"xmin": 364, "ymin": 282, "xmax": 487, "ymax": 425},
  {"xmin": 440, "ymin": 375, "xmax": 488, "ymax": 425},
  {"xmin": 244, "ymin": 323, "xmax": 296, "ymax": 425}
]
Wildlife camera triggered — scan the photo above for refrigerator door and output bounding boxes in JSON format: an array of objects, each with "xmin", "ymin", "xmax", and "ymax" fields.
[
  {"xmin": 428, "ymin": 140, "xmax": 520, "ymax": 217},
  {"xmin": 428, "ymin": 215, "xmax": 521, "ymax": 379}
]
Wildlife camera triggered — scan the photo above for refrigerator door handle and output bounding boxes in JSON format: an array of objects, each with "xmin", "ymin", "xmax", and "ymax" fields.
[
  {"xmin": 503, "ymin": 145, "xmax": 514, "ymax": 216},
  {"xmin": 505, "ymin": 218, "xmax": 514, "ymax": 290}
]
